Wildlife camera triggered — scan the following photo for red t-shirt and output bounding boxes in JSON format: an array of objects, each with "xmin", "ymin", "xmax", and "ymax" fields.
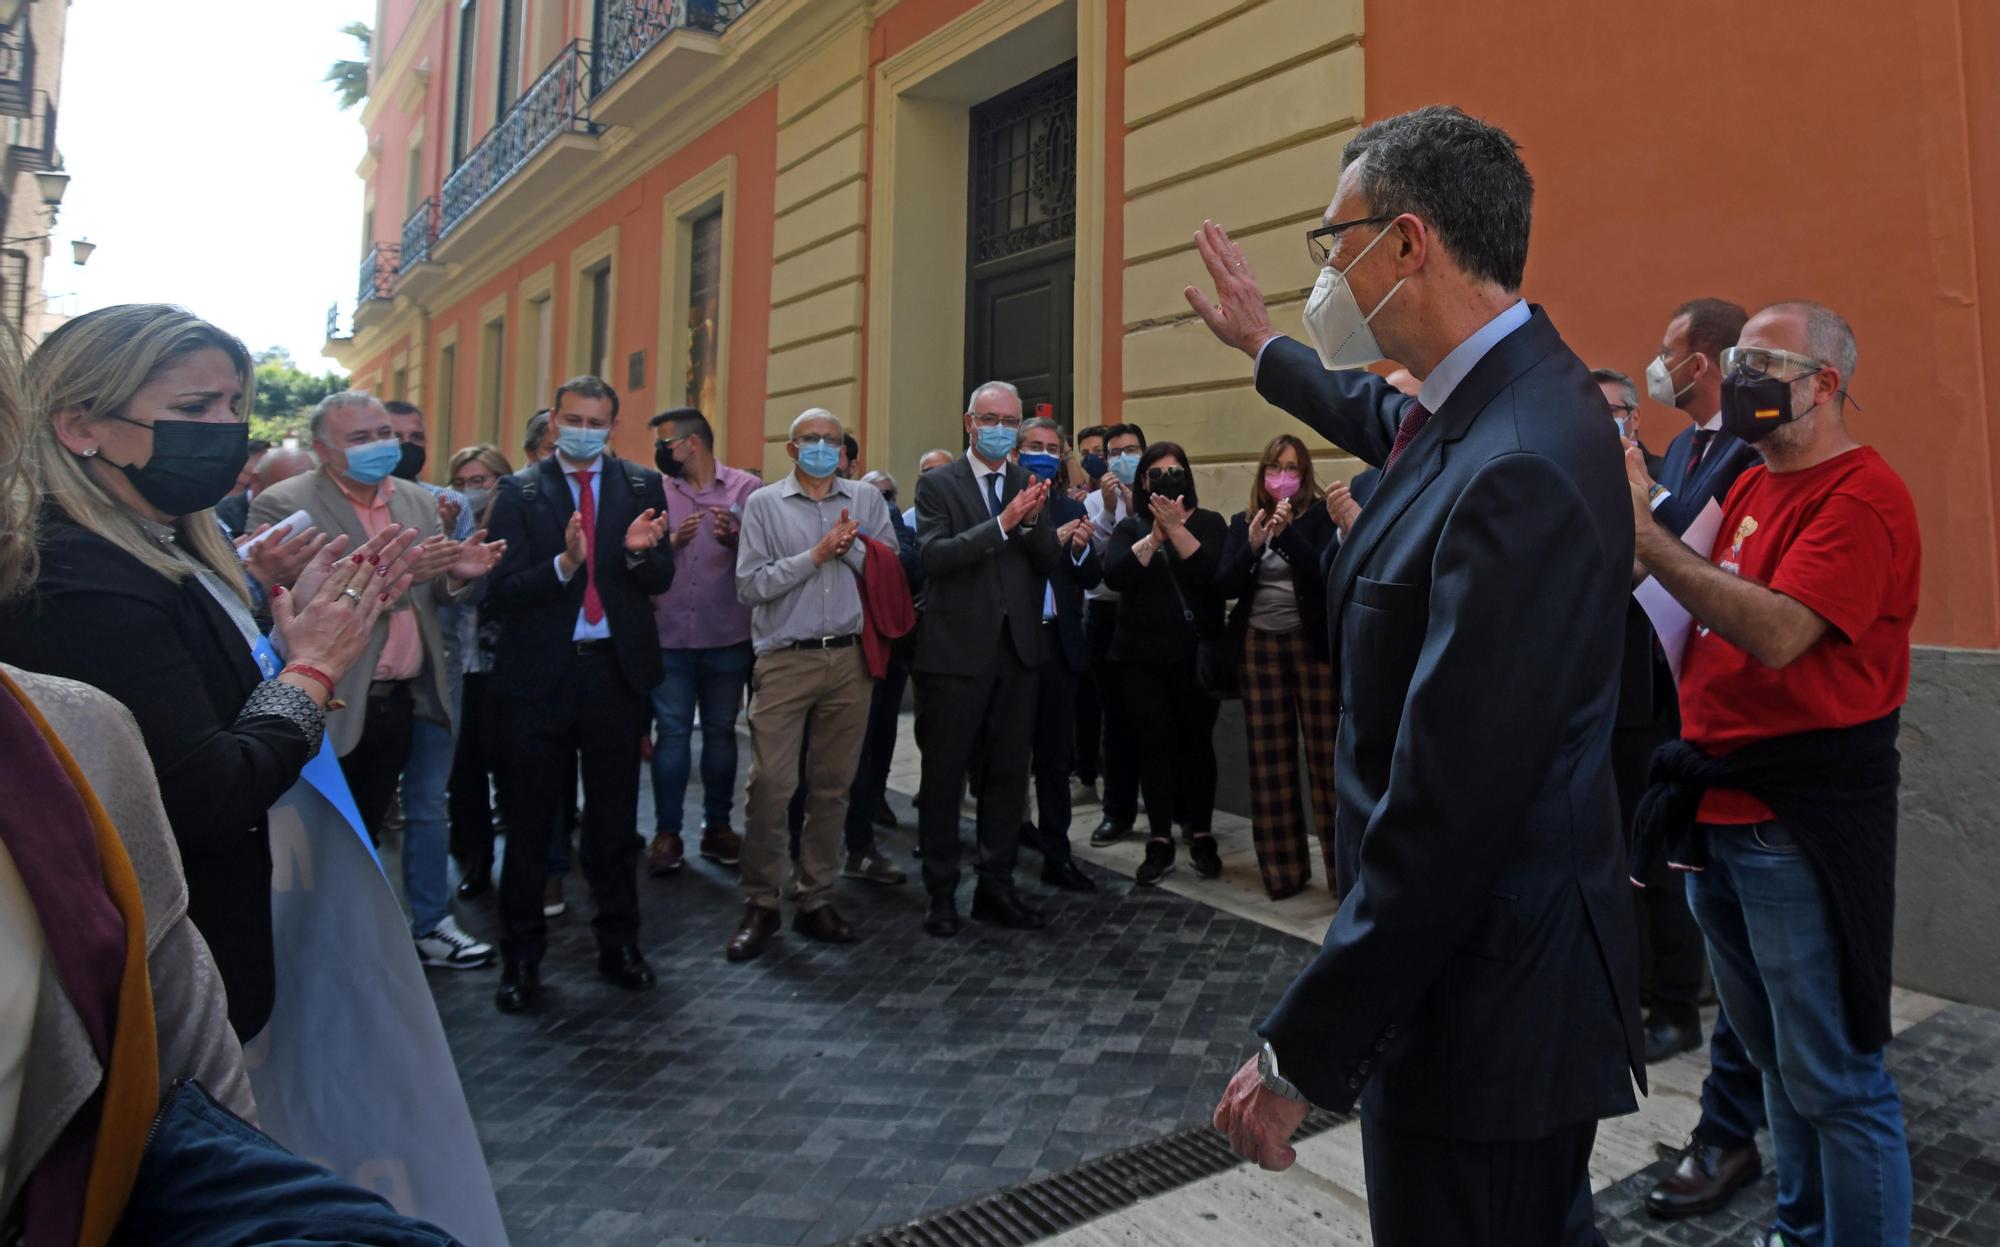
[{"xmin": 1678, "ymin": 446, "xmax": 1921, "ymax": 823}]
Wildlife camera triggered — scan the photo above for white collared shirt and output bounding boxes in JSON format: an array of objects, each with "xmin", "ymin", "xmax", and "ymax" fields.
[
  {"xmin": 967, "ymin": 450, "xmax": 1010, "ymax": 539},
  {"xmin": 1414, "ymin": 299, "xmax": 1531, "ymax": 414},
  {"xmin": 551, "ymin": 459, "xmax": 612, "ymax": 642}
]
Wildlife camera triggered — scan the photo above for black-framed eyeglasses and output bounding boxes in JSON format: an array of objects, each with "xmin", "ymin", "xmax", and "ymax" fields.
[
  {"xmin": 656, "ymin": 432, "xmax": 693, "ymax": 448},
  {"xmin": 1146, "ymin": 464, "xmax": 1188, "ymax": 484},
  {"xmin": 1307, "ymin": 215, "xmax": 1395, "ymax": 267},
  {"xmin": 1608, "ymin": 404, "xmax": 1638, "ymax": 418}
]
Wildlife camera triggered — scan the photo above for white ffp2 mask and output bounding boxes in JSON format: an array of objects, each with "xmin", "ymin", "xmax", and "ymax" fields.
[{"xmin": 1301, "ymin": 224, "xmax": 1406, "ymax": 370}]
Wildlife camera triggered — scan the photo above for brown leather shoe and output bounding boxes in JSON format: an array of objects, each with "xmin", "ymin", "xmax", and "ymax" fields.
[
  {"xmin": 725, "ymin": 905, "xmax": 781, "ymax": 962},
  {"xmin": 647, "ymin": 833, "xmax": 685, "ymax": 877},
  {"xmin": 700, "ymin": 824, "xmax": 743, "ymax": 866},
  {"xmin": 792, "ymin": 904, "xmax": 857, "ymax": 944},
  {"xmin": 1645, "ymin": 1136, "xmax": 1761, "ymax": 1219}
]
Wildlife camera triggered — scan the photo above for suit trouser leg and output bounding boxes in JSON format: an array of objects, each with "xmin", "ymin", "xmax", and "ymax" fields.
[
  {"xmin": 1359, "ymin": 1111, "xmax": 1604, "ymax": 1247},
  {"xmin": 447, "ymin": 672, "xmax": 498, "ymax": 876},
  {"xmin": 971, "ymin": 640, "xmax": 1037, "ymax": 894},
  {"xmin": 797, "ymin": 648, "xmax": 874, "ymax": 911},
  {"xmin": 1087, "ymin": 602, "xmax": 1139, "ymax": 826},
  {"xmin": 915, "ymin": 666, "xmax": 998, "ymax": 898},
  {"xmin": 498, "ymin": 680, "xmax": 578, "ymax": 964},
  {"xmin": 574, "ymin": 652, "xmax": 647, "ymax": 952},
  {"xmin": 1030, "ymin": 646, "xmax": 1077, "ymax": 866},
  {"xmin": 1071, "ymin": 666, "xmax": 1100, "ymax": 785}
]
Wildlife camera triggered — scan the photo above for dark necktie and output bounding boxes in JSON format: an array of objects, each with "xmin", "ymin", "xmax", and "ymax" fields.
[
  {"xmin": 572, "ymin": 470, "xmax": 605, "ymax": 625},
  {"xmin": 1687, "ymin": 428, "xmax": 1716, "ymax": 478},
  {"xmin": 986, "ymin": 471, "xmax": 1004, "ymax": 519},
  {"xmin": 1382, "ymin": 400, "xmax": 1433, "ymax": 476}
]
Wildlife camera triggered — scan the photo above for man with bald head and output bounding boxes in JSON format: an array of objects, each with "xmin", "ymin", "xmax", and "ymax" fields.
[
  {"xmin": 1630, "ymin": 301, "xmax": 1919, "ymax": 1247},
  {"xmin": 255, "ymin": 447, "xmax": 316, "ymax": 492}
]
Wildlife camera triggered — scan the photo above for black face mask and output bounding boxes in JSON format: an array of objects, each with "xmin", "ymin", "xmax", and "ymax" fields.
[
  {"xmin": 1147, "ymin": 469, "xmax": 1191, "ymax": 505},
  {"xmin": 1719, "ymin": 372, "xmax": 1802, "ymax": 445},
  {"xmin": 100, "ymin": 416, "xmax": 249, "ymax": 517},
  {"xmin": 655, "ymin": 443, "xmax": 685, "ymax": 477},
  {"xmin": 393, "ymin": 440, "xmax": 427, "ymax": 481}
]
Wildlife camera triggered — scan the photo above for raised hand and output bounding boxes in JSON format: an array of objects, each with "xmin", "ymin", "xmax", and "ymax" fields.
[
  {"xmin": 1183, "ymin": 219, "xmax": 1280, "ymax": 359},
  {"xmin": 447, "ymin": 529, "xmax": 507, "ymax": 582},
  {"xmin": 404, "ymin": 535, "xmax": 464, "ymax": 583},
  {"xmin": 1269, "ymin": 497, "xmax": 1294, "ymax": 541},
  {"xmin": 999, "ymin": 478, "xmax": 1050, "ymax": 533},
  {"xmin": 670, "ymin": 512, "xmax": 703, "ymax": 551},
  {"xmin": 811, "ymin": 508, "xmax": 860, "ymax": 565},
  {"xmin": 624, "ymin": 507, "xmax": 670, "ymax": 553},
  {"xmin": 271, "ymin": 545, "xmax": 419, "ymax": 686},
  {"xmin": 561, "ymin": 511, "xmax": 588, "ymax": 576},
  {"xmin": 436, "ymin": 493, "xmax": 463, "ymax": 534},
  {"xmin": 1247, "ymin": 507, "xmax": 1272, "ymax": 551},
  {"xmin": 1057, "ymin": 517, "xmax": 1090, "ymax": 554},
  {"xmin": 241, "ymin": 523, "xmax": 330, "ymax": 594},
  {"xmin": 1625, "ymin": 444, "xmax": 1660, "ymax": 536},
  {"xmin": 1099, "ymin": 475, "xmax": 1125, "ymax": 514},
  {"xmin": 1150, "ymin": 493, "xmax": 1192, "ymax": 531},
  {"xmin": 1325, "ymin": 481, "xmax": 1361, "ymax": 535}
]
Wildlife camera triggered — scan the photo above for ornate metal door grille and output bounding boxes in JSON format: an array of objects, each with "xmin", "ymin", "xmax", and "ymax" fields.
[{"xmin": 969, "ymin": 62, "xmax": 1077, "ymax": 268}]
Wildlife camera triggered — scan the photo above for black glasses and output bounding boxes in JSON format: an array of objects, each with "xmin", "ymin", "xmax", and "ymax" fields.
[
  {"xmin": 1608, "ymin": 404, "xmax": 1638, "ymax": 418},
  {"xmin": 1145, "ymin": 464, "xmax": 1187, "ymax": 484},
  {"xmin": 1307, "ymin": 215, "xmax": 1394, "ymax": 266}
]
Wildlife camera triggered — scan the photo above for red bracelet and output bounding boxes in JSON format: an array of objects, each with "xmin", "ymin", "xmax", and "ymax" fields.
[{"xmin": 281, "ymin": 663, "xmax": 337, "ymax": 698}]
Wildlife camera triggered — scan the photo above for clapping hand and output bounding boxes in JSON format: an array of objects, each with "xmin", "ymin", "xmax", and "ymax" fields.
[
  {"xmin": 561, "ymin": 512, "xmax": 589, "ymax": 575},
  {"xmin": 1057, "ymin": 517, "xmax": 1091, "ymax": 554},
  {"xmin": 436, "ymin": 493, "xmax": 463, "ymax": 533},
  {"xmin": 1326, "ymin": 481, "xmax": 1361, "ymax": 536},
  {"xmin": 404, "ymin": 535, "xmax": 464, "ymax": 583},
  {"xmin": 624, "ymin": 508, "xmax": 670, "ymax": 553},
  {"xmin": 1624, "ymin": 445, "xmax": 1659, "ymax": 535},
  {"xmin": 446, "ymin": 529, "xmax": 507, "ymax": 582},
  {"xmin": 812, "ymin": 509, "xmax": 860, "ymax": 565},
  {"xmin": 1099, "ymin": 475, "xmax": 1126, "ymax": 514},
  {"xmin": 1148, "ymin": 492, "xmax": 1192, "ymax": 531},
  {"xmin": 710, "ymin": 507, "xmax": 741, "ymax": 546},
  {"xmin": 271, "ymin": 540, "xmax": 422, "ymax": 688},
  {"xmin": 670, "ymin": 512, "xmax": 703, "ymax": 551},
  {"xmin": 1247, "ymin": 507, "xmax": 1273, "ymax": 551},
  {"xmin": 1000, "ymin": 478, "xmax": 1051, "ymax": 532},
  {"xmin": 1268, "ymin": 497, "xmax": 1294, "ymax": 541},
  {"xmin": 238, "ymin": 522, "xmax": 329, "ymax": 593}
]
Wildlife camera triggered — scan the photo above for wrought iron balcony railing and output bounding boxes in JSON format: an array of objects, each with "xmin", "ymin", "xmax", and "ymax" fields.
[
  {"xmin": 400, "ymin": 198, "xmax": 438, "ymax": 272},
  {"xmin": 358, "ymin": 243, "xmax": 400, "ymax": 308},
  {"xmin": 438, "ymin": 40, "xmax": 596, "ymax": 239},
  {"xmin": 592, "ymin": 0, "xmax": 760, "ymax": 96},
  {"xmin": 327, "ymin": 303, "xmax": 353, "ymax": 341},
  {"xmin": 7, "ymin": 90, "xmax": 56, "ymax": 173},
  {"xmin": 0, "ymin": 21, "xmax": 33, "ymax": 116}
]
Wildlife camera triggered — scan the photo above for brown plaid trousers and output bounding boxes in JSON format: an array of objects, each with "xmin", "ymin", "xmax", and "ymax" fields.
[{"xmin": 1241, "ymin": 624, "xmax": 1339, "ymax": 897}]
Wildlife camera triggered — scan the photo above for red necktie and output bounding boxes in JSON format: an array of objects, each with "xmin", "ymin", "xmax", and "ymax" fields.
[
  {"xmin": 1382, "ymin": 400, "xmax": 1433, "ymax": 476},
  {"xmin": 1687, "ymin": 428, "xmax": 1715, "ymax": 477},
  {"xmin": 573, "ymin": 470, "xmax": 605, "ymax": 625}
]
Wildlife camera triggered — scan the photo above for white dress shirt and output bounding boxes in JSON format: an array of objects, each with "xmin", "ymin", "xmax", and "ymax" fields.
[{"xmin": 552, "ymin": 459, "xmax": 613, "ymax": 642}]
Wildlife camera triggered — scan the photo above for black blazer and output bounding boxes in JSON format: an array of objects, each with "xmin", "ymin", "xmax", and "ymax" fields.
[
  {"xmin": 215, "ymin": 489, "xmax": 250, "ymax": 537},
  {"xmin": 1041, "ymin": 492, "xmax": 1103, "ymax": 673},
  {"xmin": 1654, "ymin": 421, "xmax": 1759, "ymax": 537},
  {"xmin": 913, "ymin": 457, "xmax": 1070, "ymax": 675},
  {"xmin": 1251, "ymin": 312, "xmax": 1644, "ymax": 1140},
  {"xmin": 1100, "ymin": 508, "xmax": 1228, "ymax": 665},
  {"xmin": 0, "ymin": 512, "xmax": 309, "ymax": 1039},
  {"xmin": 483, "ymin": 455, "xmax": 674, "ymax": 699},
  {"xmin": 1215, "ymin": 503, "xmax": 1337, "ymax": 662}
]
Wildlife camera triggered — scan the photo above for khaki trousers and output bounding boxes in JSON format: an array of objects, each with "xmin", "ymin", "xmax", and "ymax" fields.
[{"xmin": 742, "ymin": 644, "xmax": 874, "ymax": 911}]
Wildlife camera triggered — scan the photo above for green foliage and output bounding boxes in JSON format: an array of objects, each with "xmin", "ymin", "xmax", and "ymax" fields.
[
  {"xmin": 326, "ymin": 21, "xmax": 372, "ymax": 110},
  {"xmin": 251, "ymin": 347, "xmax": 347, "ymax": 445}
]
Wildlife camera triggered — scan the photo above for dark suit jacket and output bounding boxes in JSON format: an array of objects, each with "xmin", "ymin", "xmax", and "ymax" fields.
[
  {"xmin": 215, "ymin": 490, "xmax": 250, "ymax": 537},
  {"xmin": 0, "ymin": 512, "xmax": 309, "ymax": 1039},
  {"xmin": 483, "ymin": 455, "xmax": 674, "ymax": 699},
  {"xmin": 1216, "ymin": 503, "xmax": 1337, "ymax": 662},
  {"xmin": 912, "ymin": 457, "xmax": 1070, "ymax": 675},
  {"xmin": 1617, "ymin": 442, "xmax": 1672, "ymax": 732},
  {"xmin": 1252, "ymin": 312, "xmax": 1644, "ymax": 1141},
  {"xmin": 1654, "ymin": 421, "xmax": 1758, "ymax": 537},
  {"xmin": 1041, "ymin": 493, "xmax": 1103, "ymax": 673}
]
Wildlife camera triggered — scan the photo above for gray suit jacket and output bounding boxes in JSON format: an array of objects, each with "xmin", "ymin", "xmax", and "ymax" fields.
[{"xmin": 249, "ymin": 470, "xmax": 471, "ymax": 756}]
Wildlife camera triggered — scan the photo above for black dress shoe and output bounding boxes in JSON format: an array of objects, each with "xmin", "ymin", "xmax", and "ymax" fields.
[
  {"xmin": 793, "ymin": 904, "xmax": 858, "ymax": 944},
  {"xmin": 494, "ymin": 959, "xmax": 539, "ymax": 1013},
  {"xmin": 1136, "ymin": 838, "xmax": 1175, "ymax": 886},
  {"xmin": 970, "ymin": 886, "xmax": 1048, "ymax": 930},
  {"xmin": 596, "ymin": 944, "xmax": 656, "ymax": 991},
  {"xmin": 1041, "ymin": 859, "xmax": 1097, "ymax": 892},
  {"xmin": 1643, "ymin": 1014, "xmax": 1703, "ymax": 1064},
  {"xmin": 1645, "ymin": 1135, "xmax": 1761, "ymax": 1219},
  {"xmin": 1089, "ymin": 817, "xmax": 1133, "ymax": 848},
  {"xmin": 924, "ymin": 894, "xmax": 961, "ymax": 938},
  {"xmin": 1188, "ymin": 833, "xmax": 1221, "ymax": 879},
  {"xmin": 727, "ymin": 905, "xmax": 782, "ymax": 962},
  {"xmin": 456, "ymin": 873, "xmax": 492, "ymax": 900}
]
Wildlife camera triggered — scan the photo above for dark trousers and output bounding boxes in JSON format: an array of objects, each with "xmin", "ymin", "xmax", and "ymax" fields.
[
  {"xmin": 1614, "ymin": 719, "xmax": 1704, "ymax": 1026},
  {"xmin": 1085, "ymin": 600, "xmax": 1139, "ymax": 825},
  {"xmin": 1030, "ymin": 625, "xmax": 1078, "ymax": 865},
  {"xmin": 1360, "ymin": 1112, "xmax": 1603, "ymax": 1247},
  {"xmin": 497, "ymin": 648, "xmax": 649, "ymax": 963},
  {"xmin": 1072, "ymin": 667, "xmax": 1101, "ymax": 784},
  {"xmin": 915, "ymin": 635, "xmax": 1037, "ymax": 897},
  {"xmin": 842, "ymin": 646, "xmax": 910, "ymax": 854},
  {"xmin": 1698, "ymin": 992, "xmax": 1772, "ymax": 1151},
  {"xmin": 1119, "ymin": 659, "xmax": 1219, "ymax": 838},
  {"xmin": 448, "ymin": 671, "xmax": 502, "ymax": 877},
  {"xmin": 339, "ymin": 682, "xmax": 416, "ymax": 840}
]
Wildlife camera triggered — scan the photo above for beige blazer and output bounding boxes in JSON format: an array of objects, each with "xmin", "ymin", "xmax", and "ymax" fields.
[{"xmin": 249, "ymin": 469, "xmax": 471, "ymax": 756}]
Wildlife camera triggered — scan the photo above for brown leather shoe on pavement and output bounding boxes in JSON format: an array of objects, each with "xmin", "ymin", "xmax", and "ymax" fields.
[
  {"xmin": 647, "ymin": 833, "xmax": 685, "ymax": 876},
  {"xmin": 792, "ymin": 904, "xmax": 857, "ymax": 944},
  {"xmin": 700, "ymin": 824, "xmax": 743, "ymax": 866},
  {"xmin": 725, "ymin": 904, "xmax": 781, "ymax": 962},
  {"xmin": 1645, "ymin": 1135, "xmax": 1761, "ymax": 1219}
]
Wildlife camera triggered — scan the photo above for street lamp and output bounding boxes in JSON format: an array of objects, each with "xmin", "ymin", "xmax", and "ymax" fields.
[
  {"xmin": 34, "ymin": 170, "xmax": 68, "ymax": 208},
  {"xmin": 70, "ymin": 237, "xmax": 93, "ymax": 266}
]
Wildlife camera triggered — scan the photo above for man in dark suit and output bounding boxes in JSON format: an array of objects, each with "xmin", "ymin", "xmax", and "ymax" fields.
[
  {"xmin": 482, "ymin": 376, "xmax": 673, "ymax": 1014},
  {"xmin": 1194, "ymin": 107, "xmax": 1642, "ymax": 1246},
  {"xmin": 213, "ymin": 438, "xmax": 269, "ymax": 536},
  {"xmin": 1013, "ymin": 417, "xmax": 1101, "ymax": 893},
  {"xmin": 912, "ymin": 380, "xmax": 1074, "ymax": 937}
]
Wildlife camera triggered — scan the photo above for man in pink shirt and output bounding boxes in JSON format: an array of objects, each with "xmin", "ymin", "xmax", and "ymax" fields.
[{"xmin": 645, "ymin": 407, "xmax": 761, "ymax": 874}]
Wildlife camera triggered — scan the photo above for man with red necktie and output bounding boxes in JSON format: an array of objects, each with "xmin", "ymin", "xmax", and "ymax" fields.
[{"xmin": 483, "ymin": 376, "xmax": 673, "ymax": 1014}]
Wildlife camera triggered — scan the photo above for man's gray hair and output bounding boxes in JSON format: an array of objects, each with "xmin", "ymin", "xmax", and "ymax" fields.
[
  {"xmin": 309, "ymin": 390, "xmax": 384, "ymax": 442},
  {"xmin": 861, "ymin": 469, "xmax": 897, "ymax": 491},
  {"xmin": 1019, "ymin": 416, "xmax": 1062, "ymax": 441},
  {"xmin": 1590, "ymin": 368, "xmax": 1638, "ymax": 410},
  {"xmin": 1765, "ymin": 300, "xmax": 1859, "ymax": 396},
  {"xmin": 789, "ymin": 407, "xmax": 843, "ymax": 440},
  {"xmin": 523, "ymin": 409, "xmax": 552, "ymax": 452},
  {"xmin": 917, "ymin": 447, "xmax": 954, "ymax": 471},
  {"xmin": 966, "ymin": 380, "xmax": 1020, "ymax": 413}
]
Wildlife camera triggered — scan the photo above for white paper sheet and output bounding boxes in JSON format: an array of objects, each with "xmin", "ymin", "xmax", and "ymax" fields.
[{"xmin": 1634, "ymin": 498, "xmax": 1724, "ymax": 684}]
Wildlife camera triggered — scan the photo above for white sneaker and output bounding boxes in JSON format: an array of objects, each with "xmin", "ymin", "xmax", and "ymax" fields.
[{"xmin": 415, "ymin": 915, "xmax": 494, "ymax": 969}]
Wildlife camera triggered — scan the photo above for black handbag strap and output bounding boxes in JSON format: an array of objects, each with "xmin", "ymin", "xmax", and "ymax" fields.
[{"xmin": 1160, "ymin": 547, "xmax": 1199, "ymax": 633}]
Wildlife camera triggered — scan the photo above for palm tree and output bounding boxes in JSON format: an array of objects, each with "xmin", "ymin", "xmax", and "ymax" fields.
[{"xmin": 325, "ymin": 21, "xmax": 372, "ymax": 110}]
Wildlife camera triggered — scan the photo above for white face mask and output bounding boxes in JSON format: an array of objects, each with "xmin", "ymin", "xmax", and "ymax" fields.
[
  {"xmin": 1645, "ymin": 352, "xmax": 1698, "ymax": 406},
  {"xmin": 1301, "ymin": 223, "xmax": 1406, "ymax": 370}
]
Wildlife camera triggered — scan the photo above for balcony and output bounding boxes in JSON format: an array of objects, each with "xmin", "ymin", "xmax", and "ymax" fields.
[
  {"xmin": 327, "ymin": 302, "xmax": 353, "ymax": 346},
  {"xmin": 435, "ymin": 40, "xmax": 598, "ymax": 258},
  {"xmin": 7, "ymin": 90, "xmax": 56, "ymax": 173},
  {"xmin": 0, "ymin": 21, "xmax": 32, "ymax": 116},
  {"xmin": 591, "ymin": 0, "xmax": 760, "ymax": 127},
  {"xmin": 355, "ymin": 243, "xmax": 400, "ymax": 331},
  {"xmin": 394, "ymin": 197, "xmax": 447, "ymax": 304}
]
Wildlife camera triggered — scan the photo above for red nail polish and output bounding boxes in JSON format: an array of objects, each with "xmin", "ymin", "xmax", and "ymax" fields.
[
  {"xmin": 380, "ymin": 592, "xmax": 391, "ymax": 602},
  {"xmin": 368, "ymin": 554, "xmax": 380, "ymax": 564},
  {"xmin": 351, "ymin": 554, "xmax": 365, "ymax": 564}
]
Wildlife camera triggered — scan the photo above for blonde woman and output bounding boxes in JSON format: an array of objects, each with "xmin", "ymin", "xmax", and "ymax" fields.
[
  {"xmin": 444, "ymin": 442, "xmax": 512, "ymax": 893},
  {"xmin": 0, "ymin": 304, "xmax": 422, "ymax": 1040}
]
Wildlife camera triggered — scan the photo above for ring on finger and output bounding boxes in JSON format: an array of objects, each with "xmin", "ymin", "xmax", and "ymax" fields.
[{"xmin": 340, "ymin": 587, "xmax": 363, "ymax": 604}]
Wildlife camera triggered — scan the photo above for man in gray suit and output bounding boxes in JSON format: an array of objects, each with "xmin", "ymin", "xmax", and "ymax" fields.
[{"xmin": 251, "ymin": 391, "xmax": 503, "ymax": 971}]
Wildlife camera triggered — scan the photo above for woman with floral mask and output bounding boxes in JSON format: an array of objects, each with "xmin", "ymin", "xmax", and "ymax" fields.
[{"xmin": 1214, "ymin": 434, "xmax": 1340, "ymax": 899}]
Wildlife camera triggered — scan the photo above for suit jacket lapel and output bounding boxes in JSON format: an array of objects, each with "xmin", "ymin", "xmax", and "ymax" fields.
[
  {"xmin": 593, "ymin": 457, "xmax": 622, "ymax": 563},
  {"xmin": 310, "ymin": 470, "xmax": 370, "ymax": 552}
]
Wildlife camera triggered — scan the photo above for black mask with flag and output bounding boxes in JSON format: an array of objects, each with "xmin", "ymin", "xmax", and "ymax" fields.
[{"xmin": 1718, "ymin": 373, "xmax": 1801, "ymax": 445}]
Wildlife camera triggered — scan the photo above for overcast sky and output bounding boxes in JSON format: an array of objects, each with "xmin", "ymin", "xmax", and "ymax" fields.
[{"xmin": 47, "ymin": 0, "xmax": 373, "ymax": 369}]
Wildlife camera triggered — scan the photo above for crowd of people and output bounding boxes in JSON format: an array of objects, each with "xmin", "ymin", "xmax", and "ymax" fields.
[{"xmin": 0, "ymin": 104, "xmax": 1925, "ymax": 1247}]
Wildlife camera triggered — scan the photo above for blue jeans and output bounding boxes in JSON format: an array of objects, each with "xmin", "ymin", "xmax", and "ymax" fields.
[
  {"xmin": 401, "ymin": 715, "xmax": 455, "ymax": 934},
  {"xmin": 649, "ymin": 642, "xmax": 753, "ymax": 835},
  {"xmin": 1687, "ymin": 822, "xmax": 1911, "ymax": 1247}
]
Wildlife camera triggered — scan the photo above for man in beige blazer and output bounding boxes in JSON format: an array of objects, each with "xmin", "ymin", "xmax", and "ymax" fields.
[{"xmin": 251, "ymin": 392, "xmax": 502, "ymax": 970}]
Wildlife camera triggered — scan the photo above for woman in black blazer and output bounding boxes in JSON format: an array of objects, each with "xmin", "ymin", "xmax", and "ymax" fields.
[
  {"xmin": 0, "ymin": 305, "xmax": 417, "ymax": 1040},
  {"xmin": 1215, "ymin": 435, "xmax": 1342, "ymax": 900},
  {"xmin": 1101, "ymin": 441, "xmax": 1229, "ymax": 887}
]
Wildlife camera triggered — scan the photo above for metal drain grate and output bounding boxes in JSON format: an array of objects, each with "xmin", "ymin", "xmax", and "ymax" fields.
[{"xmin": 838, "ymin": 1109, "xmax": 1348, "ymax": 1247}]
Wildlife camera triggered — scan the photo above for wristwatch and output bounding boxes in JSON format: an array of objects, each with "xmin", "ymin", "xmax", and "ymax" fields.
[{"xmin": 1256, "ymin": 1042, "xmax": 1308, "ymax": 1103}]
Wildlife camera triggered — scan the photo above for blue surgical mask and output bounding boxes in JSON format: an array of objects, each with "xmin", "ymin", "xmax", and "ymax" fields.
[
  {"xmin": 1108, "ymin": 451, "xmax": 1140, "ymax": 486},
  {"xmin": 556, "ymin": 426, "xmax": 609, "ymax": 462},
  {"xmin": 341, "ymin": 437, "xmax": 403, "ymax": 486},
  {"xmin": 797, "ymin": 441, "xmax": 841, "ymax": 479},
  {"xmin": 1081, "ymin": 452, "xmax": 1108, "ymax": 480},
  {"xmin": 1019, "ymin": 451, "xmax": 1060, "ymax": 481},
  {"xmin": 974, "ymin": 424, "xmax": 1019, "ymax": 461}
]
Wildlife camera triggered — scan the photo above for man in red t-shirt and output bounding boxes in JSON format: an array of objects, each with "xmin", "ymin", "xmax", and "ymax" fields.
[{"xmin": 1627, "ymin": 300, "xmax": 1918, "ymax": 1247}]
